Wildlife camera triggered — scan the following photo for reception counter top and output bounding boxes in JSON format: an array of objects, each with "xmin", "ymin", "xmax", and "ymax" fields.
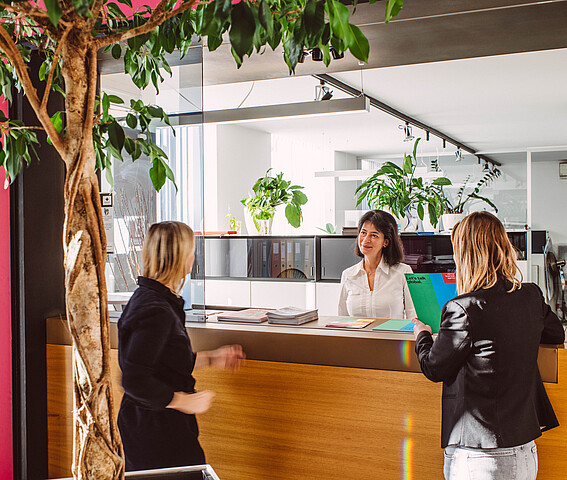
[{"xmin": 46, "ymin": 315, "xmax": 563, "ymax": 382}]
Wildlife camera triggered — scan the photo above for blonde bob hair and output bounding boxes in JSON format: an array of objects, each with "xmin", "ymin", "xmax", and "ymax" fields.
[
  {"xmin": 142, "ymin": 221, "xmax": 195, "ymax": 293},
  {"xmin": 451, "ymin": 211, "xmax": 521, "ymax": 295}
]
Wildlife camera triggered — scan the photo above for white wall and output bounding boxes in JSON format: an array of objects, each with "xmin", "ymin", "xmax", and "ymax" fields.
[
  {"xmin": 204, "ymin": 124, "xmax": 271, "ymax": 231},
  {"xmin": 532, "ymin": 160, "xmax": 567, "ymax": 246}
]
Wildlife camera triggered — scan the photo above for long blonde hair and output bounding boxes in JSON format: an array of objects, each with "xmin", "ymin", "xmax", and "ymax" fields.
[
  {"xmin": 451, "ymin": 212, "xmax": 521, "ymax": 294},
  {"xmin": 142, "ymin": 221, "xmax": 195, "ymax": 293}
]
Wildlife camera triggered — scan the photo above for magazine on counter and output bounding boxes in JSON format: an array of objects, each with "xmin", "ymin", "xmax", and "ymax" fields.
[{"xmin": 217, "ymin": 309, "xmax": 270, "ymax": 323}]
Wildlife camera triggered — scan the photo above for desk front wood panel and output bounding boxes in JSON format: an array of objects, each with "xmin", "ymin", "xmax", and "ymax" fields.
[{"xmin": 47, "ymin": 346, "xmax": 567, "ymax": 479}]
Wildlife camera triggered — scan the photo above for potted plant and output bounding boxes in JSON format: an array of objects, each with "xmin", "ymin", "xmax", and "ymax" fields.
[
  {"xmin": 241, "ymin": 168, "xmax": 308, "ymax": 234},
  {"xmin": 434, "ymin": 168, "xmax": 502, "ymax": 230},
  {"xmin": 355, "ymin": 138, "xmax": 451, "ymax": 230}
]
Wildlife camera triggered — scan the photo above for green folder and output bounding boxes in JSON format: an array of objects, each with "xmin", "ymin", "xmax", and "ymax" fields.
[{"xmin": 405, "ymin": 273, "xmax": 458, "ymax": 333}]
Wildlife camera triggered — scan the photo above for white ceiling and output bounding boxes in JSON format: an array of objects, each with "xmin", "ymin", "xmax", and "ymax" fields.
[{"xmin": 202, "ymin": 47, "xmax": 567, "ymax": 165}]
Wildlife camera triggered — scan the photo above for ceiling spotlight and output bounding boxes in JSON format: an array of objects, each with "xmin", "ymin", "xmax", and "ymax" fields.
[
  {"xmin": 315, "ymin": 80, "xmax": 333, "ymax": 101},
  {"xmin": 426, "ymin": 131, "xmax": 430, "ymax": 141},
  {"xmin": 311, "ymin": 47, "xmax": 323, "ymax": 61},
  {"xmin": 399, "ymin": 122, "xmax": 414, "ymax": 142},
  {"xmin": 298, "ymin": 50, "xmax": 307, "ymax": 63},
  {"xmin": 330, "ymin": 47, "xmax": 344, "ymax": 60},
  {"xmin": 455, "ymin": 148, "xmax": 463, "ymax": 162},
  {"xmin": 483, "ymin": 161, "xmax": 491, "ymax": 172},
  {"xmin": 442, "ymin": 139, "xmax": 446, "ymax": 149}
]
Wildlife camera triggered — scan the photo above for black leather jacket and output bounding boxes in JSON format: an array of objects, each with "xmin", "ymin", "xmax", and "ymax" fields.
[{"xmin": 415, "ymin": 279, "xmax": 565, "ymax": 448}]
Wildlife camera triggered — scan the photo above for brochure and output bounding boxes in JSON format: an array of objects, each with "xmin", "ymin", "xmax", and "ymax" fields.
[
  {"xmin": 405, "ymin": 272, "xmax": 458, "ymax": 333},
  {"xmin": 325, "ymin": 318, "xmax": 374, "ymax": 329}
]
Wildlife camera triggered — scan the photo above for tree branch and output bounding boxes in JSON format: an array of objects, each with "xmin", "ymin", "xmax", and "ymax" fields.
[
  {"xmin": 82, "ymin": 47, "xmax": 97, "ymax": 141},
  {"xmin": 40, "ymin": 25, "xmax": 72, "ymax": 111},
  {"xmin": 94, "ymin": 0, "xmax": 197, "ymax": 50},
  {"xmin": 0, "ymin": 24, "xmax": 65, "ymax": 154}
]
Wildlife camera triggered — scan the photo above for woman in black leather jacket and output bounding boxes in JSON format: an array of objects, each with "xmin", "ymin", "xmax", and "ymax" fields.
[{"xmin": 412, "ymin": 212, "xmax": 564, "ymax": 480}]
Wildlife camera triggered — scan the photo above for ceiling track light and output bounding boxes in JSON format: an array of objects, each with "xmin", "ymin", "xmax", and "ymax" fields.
[
  {"xmin": 315, "ymin": 80, "xmax": 333, "ymax": 101},
  {"xmin": 442, "ymin": 139, "xmax": 446, "ymax": 149},
  {"xmin": 455, "ymin": 147, "xmax": 463, "ymax": 162},
  {"xmin": 399, "ymin": 122, "xmax": 414, "ymax": 142},
  {"xmin": 483, "ymin": 161, "xmax": 491, "ymax": 172},
  {"xmin": 426, "ymin": 131, "xmax": 430, "ymax": 141}
]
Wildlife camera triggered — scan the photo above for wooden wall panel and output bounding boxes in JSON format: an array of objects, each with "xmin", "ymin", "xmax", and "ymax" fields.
[{"xmin": 47, "ymin": 345, "xmax": 567, "ymax": 479}]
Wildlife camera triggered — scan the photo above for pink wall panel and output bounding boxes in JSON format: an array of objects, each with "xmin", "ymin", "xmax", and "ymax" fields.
[{"xmin": 0, "ymin": 100, "xmax": 12, "ymax": 478}]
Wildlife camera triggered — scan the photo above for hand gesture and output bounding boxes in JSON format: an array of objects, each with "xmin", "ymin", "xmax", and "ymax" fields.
[
  {"xmin": 167, "ymin": 390, "xmax": 216, "ymax": 415},
  {"xmin": 208, "ymin": 344, "xmax": 246, "ymax": 371},
  {"xmin": 411, "ymin": 318, "xmax": 432, "ymax": 338}
]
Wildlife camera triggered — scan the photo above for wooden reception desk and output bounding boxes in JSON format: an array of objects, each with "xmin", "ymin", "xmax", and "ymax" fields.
[{"xmin": 46, "ymin": 316, "xmax": 566, "ymax": 480}]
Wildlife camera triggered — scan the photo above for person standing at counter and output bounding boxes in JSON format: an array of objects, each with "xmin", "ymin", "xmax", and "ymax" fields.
[
  {"xmin": 118, "ymin": 221, "xmax": 246, "ymax": 472},
  {"xmin": 412, "ymin": 212, "xmax": 565, "ymax": 480},
  {"xmin": 338, "ymin": 209, "xmax": 416, "ymax": 319}
]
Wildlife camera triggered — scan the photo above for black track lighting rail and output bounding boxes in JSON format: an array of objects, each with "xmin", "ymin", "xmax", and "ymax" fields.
[{"xmin": 313, "ymin": 74, "xmax": 501, "ymax": 168}]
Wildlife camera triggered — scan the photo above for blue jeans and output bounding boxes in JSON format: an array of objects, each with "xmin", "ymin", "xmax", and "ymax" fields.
[{"xmin": 443, "ymin": 441, "xmax": 538, "ymax": 480}]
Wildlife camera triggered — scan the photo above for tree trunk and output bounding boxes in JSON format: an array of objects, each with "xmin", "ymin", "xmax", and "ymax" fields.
[
  {"xmin": 61, "ymin": 38, "xmax": 125, "ymax": 479},
  {"xmin": 64, "ymin": 161, "xmax": 125, "ymax": 479}
]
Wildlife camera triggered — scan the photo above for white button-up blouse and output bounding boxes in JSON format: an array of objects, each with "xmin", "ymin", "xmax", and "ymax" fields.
[{"xmin": 338, "ymin": 259, "xmax": 417, "ymax": 319}]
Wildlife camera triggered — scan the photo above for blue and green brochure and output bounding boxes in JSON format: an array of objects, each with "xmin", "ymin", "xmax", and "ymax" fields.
[{"xmin": 404, "ymin": 273, "xmax": 458, "ymax": 333}]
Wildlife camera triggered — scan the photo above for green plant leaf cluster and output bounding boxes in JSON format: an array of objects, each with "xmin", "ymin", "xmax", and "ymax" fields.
[
  {"xmin": 241, "ymin": 168, "xmax": 308, "ymax": 228},
  {"xmin": 93, "ymin": 94, "xmax": 176, "ymax": 191},
  {"xmin": 0, "ymin": 112, "xmax": 40, "ymax": 183},
  {"xmin": 316, "ymin": 222, "xmax": 336, "ymax": 234},
  {"xmin": 355, "ymin": 138, "xmax": 452, "ymax": 227}
]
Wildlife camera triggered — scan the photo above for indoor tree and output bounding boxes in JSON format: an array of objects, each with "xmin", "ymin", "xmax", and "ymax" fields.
[{"xmin": 0, "ymin": 0, "xmax": 404, "ymax": 478}]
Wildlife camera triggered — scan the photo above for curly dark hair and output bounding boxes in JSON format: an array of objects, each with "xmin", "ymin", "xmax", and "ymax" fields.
[{"xmin": 354, "ymin": 210, "xmax": 404, "ymax": 266}]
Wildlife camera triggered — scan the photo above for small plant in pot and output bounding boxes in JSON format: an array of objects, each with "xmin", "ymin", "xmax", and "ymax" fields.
[
  {"xmin": 355, "ymin": 138, "xmax": 451, "ymax": 230},
  {"xmin": 241, "ymin": 168, "xmax": 308, "ymax": 234}
]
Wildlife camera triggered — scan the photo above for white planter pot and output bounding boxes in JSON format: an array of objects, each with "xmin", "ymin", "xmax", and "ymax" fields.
[{"xmin": 441, "ymin": 213, "xmax": 465, "ymax": 232}]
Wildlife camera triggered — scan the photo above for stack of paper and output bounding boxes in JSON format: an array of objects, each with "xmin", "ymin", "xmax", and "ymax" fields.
[
  {"xmin": 267, "ymin": 306, "xmax": 318, "ymax": 325},
  {"xmin": 217, "ymin": 309, "xmax": 269, "ymax": 323}
]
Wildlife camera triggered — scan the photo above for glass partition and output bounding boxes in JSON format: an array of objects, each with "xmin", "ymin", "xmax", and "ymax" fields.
[{"xmin": 99, "ymin": 51, "xmax": 205, "ymax": 310}]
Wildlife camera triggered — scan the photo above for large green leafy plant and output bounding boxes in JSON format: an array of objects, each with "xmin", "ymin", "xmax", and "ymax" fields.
[
  {"xmin": 0, "ymin": 0, "xmax": 404, "ymax": 476},
  {"xmin": 241, "ymin": 168, "xmax": 308, "ymax": 229},
  {"xmin": 355, "ymin": 138, "xmax": 452, "ymax": 227}
]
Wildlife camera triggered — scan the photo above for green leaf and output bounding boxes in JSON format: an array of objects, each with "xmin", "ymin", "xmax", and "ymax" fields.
[
  {"xmin": 107, "ymin": 94, "xmax": 124, "ymax": 104},
  {"xmin": 326, "ymin": 0, "xmax": 354, "ymax": 46},
  {"xmin": 126, "ymin": 113, "xmax": 138, "ymax": 129},
  {"xmin": 432, "ymin": 177, "xmax": 452, "ymax": 186},
  {"xmin": 417, "ymin": 203, "xmax": 424, "ymax": 220},
  {"xmin": 285, "ymin": 203, "xmax": 301, "ymax": 228},
  {"xmin": 292, "ymin": 190, "xmax": 308, "ymax": 205},
  {"xmin": 108, "ymin": 121, "xmax": 125, "ymax": 152},
  {"xmin": 304, "ymin": 0, "xmax": 325, "ymax": 47},
  {"xmin": 258, "ymin": 0, "xmax": 273, "ymax": 37},
  {"xmin": 402, "ymin": 154, "xmax": 413, "ymax": 175},
  {"xmin": 385, "ymin": 0, "xmax": 404, "ymax": 23},
  {"xmin": 347, "ymin": 24, "xmax": 369, "ymax": 63},
  {"xmin": 45, "ymin": 0, "xmax": 63, "ymax": 26},
  {"xmin": 149, "ymin": 158, "xmax": 166, "ymax": 191},
  {"xmin": 105, "ymin": 165, "xmax": 114, "ymax": 187},
  {"xmin": 111, "ymin": 43, "xmax": 122, "ymax": 59},
  {"xmin": 50, "ymin": 111, "xmax": 64, "ymax": 133},
  {"xmin": 147, "ymin": 105, "xmax": 163, "ymax": 118},
  {"xmin": 38, "ymin": 61, "xmax": 48, "ymax": 81},
  {"xmin": 229, "ymin": 1, "xmax": 256, "ymax": 62}
]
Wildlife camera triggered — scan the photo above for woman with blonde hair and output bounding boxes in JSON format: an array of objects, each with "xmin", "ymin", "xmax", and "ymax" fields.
[
  {"xmin": 412, "ymin": 212, "xmax": 564, "ymax": 480},
  {"xmin": 118, "ymin": 221, "xmax": 245, "ymax": 471}
]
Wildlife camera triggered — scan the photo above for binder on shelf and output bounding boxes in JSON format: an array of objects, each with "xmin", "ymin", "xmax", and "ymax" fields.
[
  {"xmin": 280, "ymin": 241, "xmax": 286, "ymax": 278},
  {"xmin": 304, "ymin": 242, "xmax": 311, "ymax": 278},
  {"xmin": 271, "ymin": 241, "xmax": 281, "ymax": 278},
  {"xmin": 254, "ymin": 240, "xmax": 263, "ymax": 277},
  {"xmin": 286, "ymin": 241, "xmax": 294, "ymax": 277},
  {"xmin": 294, "ymin": 241, "xmax": 303, "ymax": 272},
  {"xmin": 261, "ymin": 240, "xmax": 270, "ymax": 278}
]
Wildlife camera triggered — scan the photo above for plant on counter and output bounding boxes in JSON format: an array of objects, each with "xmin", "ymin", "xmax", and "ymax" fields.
[
  {"xmin": 354, "ymin": 138, "xmax": 452, "ymax": 228},
  {"xmin": 225, "ymin": 208, "xmax": 242, "ymax": 233},
  {"xmin": 241, "ymin": 168, "xmax": 308, "ymax": 230}
]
